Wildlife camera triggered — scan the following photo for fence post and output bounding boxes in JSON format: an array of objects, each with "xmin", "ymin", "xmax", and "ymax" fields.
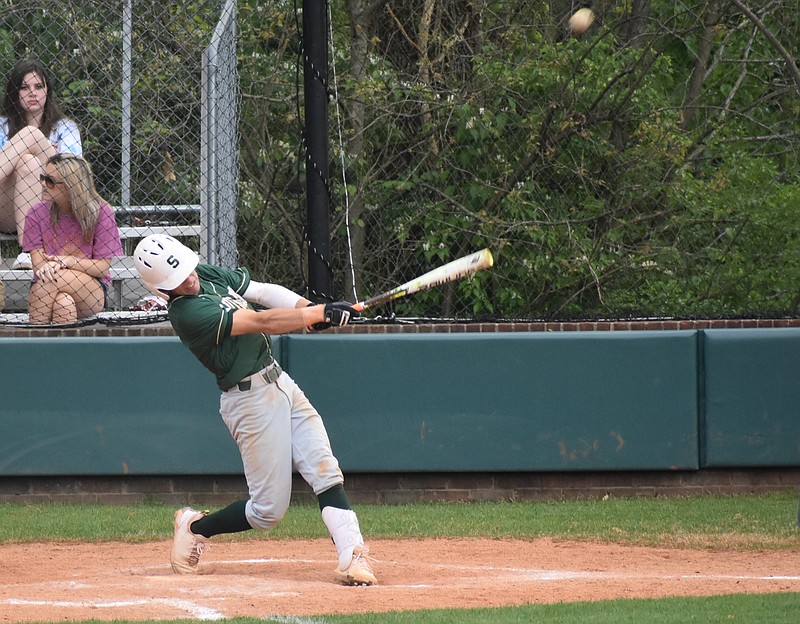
[
  {"xmin": 201, "ymin": 0, "xmax": 239, "ymax": 269},
  {"xmin": 302, "ymin": 0, "xmax": 332, "ymax": 302}
]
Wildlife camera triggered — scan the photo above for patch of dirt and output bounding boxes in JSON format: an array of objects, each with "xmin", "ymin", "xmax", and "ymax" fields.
[{"xmin": 0, "ymin": 538, "xmax": 798, "ymax": 621}]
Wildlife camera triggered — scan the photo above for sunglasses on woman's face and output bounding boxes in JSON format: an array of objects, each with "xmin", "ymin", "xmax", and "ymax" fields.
[{"xmin": 40, "ymin": 173, "xmax": 64, "ymax": 189}]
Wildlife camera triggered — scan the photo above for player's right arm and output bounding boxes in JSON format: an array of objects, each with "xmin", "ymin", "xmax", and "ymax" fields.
[{"xmin": 242, "ymin": 281, "xmax": 310, "ymax": 309}]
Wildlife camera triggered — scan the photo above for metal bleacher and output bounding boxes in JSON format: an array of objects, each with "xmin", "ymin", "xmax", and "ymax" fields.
[{"xmin": 0, "ymin": 204, "xmax": 201, "ymax": 311}]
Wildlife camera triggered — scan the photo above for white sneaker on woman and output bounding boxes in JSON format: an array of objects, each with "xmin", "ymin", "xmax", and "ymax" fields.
[{"xmin": 12, "ymin": 252, "xmax": 32, "ymax": 270}]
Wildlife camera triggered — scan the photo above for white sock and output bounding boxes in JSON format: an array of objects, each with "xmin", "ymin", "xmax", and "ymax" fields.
[{"xmin": 321, "ymin": 507, "xmax": 365, "ymax": 569}]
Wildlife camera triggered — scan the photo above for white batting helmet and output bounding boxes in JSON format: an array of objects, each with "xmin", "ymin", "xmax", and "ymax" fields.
[{"xmin": 133, "ymin": 234, "xmax": 199, "ymax": 294}]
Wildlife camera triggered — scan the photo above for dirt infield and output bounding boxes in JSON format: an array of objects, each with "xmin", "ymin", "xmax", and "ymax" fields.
[{"xmin": 1, "ymin": 538, "xmax": 798, "ymax": 621}]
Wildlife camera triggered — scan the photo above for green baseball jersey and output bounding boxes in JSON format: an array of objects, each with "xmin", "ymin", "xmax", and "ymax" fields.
[{"xmin": 168, "ymin": 263, "xmax": 275, "ymax": 391}]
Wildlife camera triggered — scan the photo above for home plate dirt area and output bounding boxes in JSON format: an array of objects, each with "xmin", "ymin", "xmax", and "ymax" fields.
[{"xmin": 1, "ymin": 538, "xmax": 798, "ymax": 621}]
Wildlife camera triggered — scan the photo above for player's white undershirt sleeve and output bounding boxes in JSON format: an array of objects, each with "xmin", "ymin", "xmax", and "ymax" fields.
[{"xmin": 243, "ymin": 281, "xmax": 304, "ymax": 309}]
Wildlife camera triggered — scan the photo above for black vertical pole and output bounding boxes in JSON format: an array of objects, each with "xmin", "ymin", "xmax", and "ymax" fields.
[{"xmin": 303, "ymin": 0, "xmax": 332, "ymax": 302}]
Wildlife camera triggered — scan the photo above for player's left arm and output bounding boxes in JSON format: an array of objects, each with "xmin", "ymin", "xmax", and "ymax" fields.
[
  {"xmin": 237, "ymin": 279, "xmax": 359, "ymax": 335},
  {"xmin": 230, "ymin": 305, "xmax": 322, "ymax": 336},
  {"xmin": 230, "ymin": 299, "xmax": 359, "ymax": 337}
]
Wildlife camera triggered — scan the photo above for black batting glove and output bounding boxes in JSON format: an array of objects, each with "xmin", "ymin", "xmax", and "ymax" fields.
[
  {"xmin": 306, "ymin": 302, "xmax": 331, "ymax": 331},
  {"xmin": 324, "ymin": 301, "xmax": 361, "ymax": 327},
  {"xmin": 306, "ymin": 301, "xmax": 361, "ymax": 331}
]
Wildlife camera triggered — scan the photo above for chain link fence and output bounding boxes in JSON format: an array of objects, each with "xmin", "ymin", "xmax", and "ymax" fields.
[
  {"xmin": 1, "ymin": 1, "xmax": 798, "ymax": 325},
  {"xmin": 239, "ymin": 1, "xmax": 799, "ymax": 322},
  {"xmin": 0, "ymin": 0, "xmax": 237, "ymax": 324}
]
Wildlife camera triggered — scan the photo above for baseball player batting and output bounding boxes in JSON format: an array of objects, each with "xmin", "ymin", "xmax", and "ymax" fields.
[{"xmin": 133, "ymin": 234, "xmax": 375, "ymax": 586}]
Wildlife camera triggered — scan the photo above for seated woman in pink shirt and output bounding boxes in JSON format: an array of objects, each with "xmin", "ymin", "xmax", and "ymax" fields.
[{"xmin": 22, "ymin": 154, "xmax": 122, "ymax": 325}]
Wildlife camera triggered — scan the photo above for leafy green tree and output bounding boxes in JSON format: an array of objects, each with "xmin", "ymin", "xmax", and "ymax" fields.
[{"xmin": 275, "ymin": 0, "xmax": 799, "ymax": 319}]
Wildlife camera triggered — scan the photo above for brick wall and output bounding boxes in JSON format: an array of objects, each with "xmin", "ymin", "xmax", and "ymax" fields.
[
  {"xmin": 3, "ymin": 316, "xmax": 800, "ymax": 338},
  {"xmin": 1, "ymin": 469, "xmax": 799, "ymax": 505}
]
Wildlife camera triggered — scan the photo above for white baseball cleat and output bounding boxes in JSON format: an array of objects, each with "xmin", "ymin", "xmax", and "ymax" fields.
[
  {"xmin": 170, "ymin": 507, "xmax": 209, "ymax": 574},
  {"xmin": 333, "ymin": 545, "xmax": 377, "ymax": 586}
]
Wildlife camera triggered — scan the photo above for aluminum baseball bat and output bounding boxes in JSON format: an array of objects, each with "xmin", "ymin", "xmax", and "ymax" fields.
[{"xmin": 353, "ymin": 248, "xmax": 494, "ymax": 312}]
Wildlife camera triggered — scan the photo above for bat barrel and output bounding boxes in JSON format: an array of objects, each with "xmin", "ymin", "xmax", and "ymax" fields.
[{"xmin": 355, "ymin": 248, "xmax": 493, "ymax": 312}]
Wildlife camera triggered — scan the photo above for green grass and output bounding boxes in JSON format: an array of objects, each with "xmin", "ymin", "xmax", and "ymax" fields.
[
  {"xmin": 335, "ymin": 593, "xmax": 800, "ymax": 623},
  {"xmin": 1, "ymin": 491, "xmax": 798, "ymax": 549},
  {"xmin": 322, "ymin": 593, "xmax": 800, "ymax": 623},
  {"xmin": 2, "ymin": 493, "xmax": 798, "ymax": 624}
]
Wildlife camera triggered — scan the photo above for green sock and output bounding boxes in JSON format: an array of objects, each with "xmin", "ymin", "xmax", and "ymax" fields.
[
  {"xmin": 191, "ymin": 500, "xmax": 251, "ymax": 538},
  {"xmin": 317, "ymin": 484, "xmax": 351, "ymax": 512}
]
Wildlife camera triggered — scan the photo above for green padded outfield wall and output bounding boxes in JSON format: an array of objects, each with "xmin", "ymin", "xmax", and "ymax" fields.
[
  {"xmin": 0, "ymin": 337, "xmax": 246, "ymax": 475},
  {"xmin": 1, "ymin": 331, "xmax": 705, "ymax": 475},
  {"xmin": 702, "ymin": 328, "xmax": 800, "ymax": 467},
  {"xmin": 285, "ymin": 332, "xmax": 700, "ymax": 472},
  {"xmin": 3, "ymin": 329, "xmax": 797, "ymax": 476}
]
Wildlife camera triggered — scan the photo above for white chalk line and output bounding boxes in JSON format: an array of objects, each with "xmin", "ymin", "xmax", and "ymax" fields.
[
  {"xmin": 214, "ymin": 557, "xmax": 800, "ymax": 583},
  {"xmin": 4, "ymin": 558, "xmax": 799, "ymax": 621},
  {"xmin": 2, "ymin": 597, "xmax": 225, "ymax": 621},
  {"xmin": 0, "ymin": 598, "xmax": 333, "ymax": 624}
]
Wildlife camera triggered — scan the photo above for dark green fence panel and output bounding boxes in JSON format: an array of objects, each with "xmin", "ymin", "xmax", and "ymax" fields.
[
  {"xmin": 703, "ymin": 328, "xmax": 800, "ymax": 467},
  {"xmin": 0, "ymin": 337, "xmax": 244, "ymax": 475},
  {"xmin": 20, "ymin": 328, "xmax": 800, "ymax": 475},
  {"xmin": 285, "ymin": 332, "xmax": 700, "ymax": 472}
]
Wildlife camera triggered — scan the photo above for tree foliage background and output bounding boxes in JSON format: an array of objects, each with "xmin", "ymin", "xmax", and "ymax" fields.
[
  {"xmin": 239, "ymin": 0, "xmax": 799, "ymax": 320},
  {"xmin": 2, "ymin": 0, "xmax": 798, "ymax": 320}
]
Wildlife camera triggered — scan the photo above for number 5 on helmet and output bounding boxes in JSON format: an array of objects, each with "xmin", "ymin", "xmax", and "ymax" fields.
[{"xmin": 133, "ymin": 234, "xmax": 199, "ymax": 299}]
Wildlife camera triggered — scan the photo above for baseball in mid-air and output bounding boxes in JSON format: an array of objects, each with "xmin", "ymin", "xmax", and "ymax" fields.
[{"xmin": 569, "ymin": 8, "xmax": 595, "ymax": 34}]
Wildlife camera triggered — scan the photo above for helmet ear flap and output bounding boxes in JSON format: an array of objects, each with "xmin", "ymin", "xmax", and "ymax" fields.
[{"xmin": 147, "ymin": 284, "xmax": 172, "ymax": 300}]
